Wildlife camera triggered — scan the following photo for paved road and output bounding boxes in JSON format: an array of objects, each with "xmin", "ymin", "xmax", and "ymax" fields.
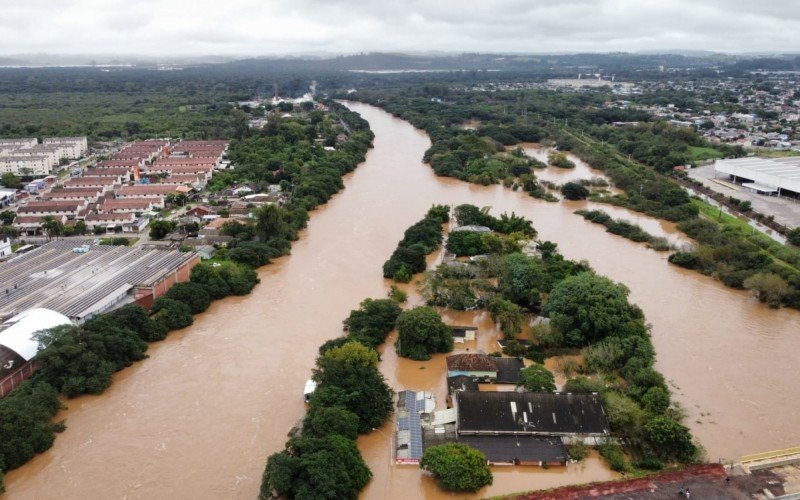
[{"xmin": 687, "ymin": 164, "xmax": 800, "ymax": 228}]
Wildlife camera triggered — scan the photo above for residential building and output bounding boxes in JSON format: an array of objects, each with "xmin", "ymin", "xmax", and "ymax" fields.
[{"xmin": 0, "ymin": 236, "xmax": 11, "ymax": 258}]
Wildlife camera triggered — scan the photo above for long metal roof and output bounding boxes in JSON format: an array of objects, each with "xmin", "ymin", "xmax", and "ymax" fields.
[
  {"xmin": 0, "ymin": 240, "xmax": 196, "ymax": 321},
  {"xmin": 715, "ymin": 157, "xmax": 800, "ymax": 193}
]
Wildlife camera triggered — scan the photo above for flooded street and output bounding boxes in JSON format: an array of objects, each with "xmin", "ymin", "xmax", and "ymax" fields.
[{"xmin": 5, "ymin": 103, "xmax": 800, "ymax": 499}]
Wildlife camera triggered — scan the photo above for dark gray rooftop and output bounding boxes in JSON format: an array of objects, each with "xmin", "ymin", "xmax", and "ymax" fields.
[
  {"xmin": 456, "ymin": 391, "xmax": 609, "ymax": 437},
  {"xmin": 458, "ymin": 435, "xmax": 568, "ymax": 463}
]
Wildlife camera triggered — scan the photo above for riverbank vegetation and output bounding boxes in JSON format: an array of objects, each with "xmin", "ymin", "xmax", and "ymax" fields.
[
  {"xmin": 669, "ymin": 210, "xmax": 800, "ymax": 308},
  {"xmin": 261, "ymin": 298, "xmax": 398, "ymax": 499},
  {"xmin": 575, "ymin": 209, "xmax": 673, "ymax": 251},
  {"xmin": 0, "ymin": 102, "xmax": 377, "ymax": 493},
  {"xmin": 383, "ymin": 205, "xmax": 450, "ymax": 282},
  {"xmin": 351, "ymin": 87, "xmax": 800, "ymax": 310},
  {"xmin": 420, "ymin": 443, "xmax": 493, "ymax": 492},
  {"xmin": 395, "ymin": 306, "xmax": 453, "ymax": 360},
  {"xmin": 417, "ymin": 206, "xmax": 698, "ymax": 473}
]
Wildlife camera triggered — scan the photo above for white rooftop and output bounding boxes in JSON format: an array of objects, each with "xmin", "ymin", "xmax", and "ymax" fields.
[
  {"xmin": 715, "ymin": 157, "xmax": 800, "ymax": 194},
  {"xmin": 0, "ymin": 308, "xmax": 72, "ymax": 361}
]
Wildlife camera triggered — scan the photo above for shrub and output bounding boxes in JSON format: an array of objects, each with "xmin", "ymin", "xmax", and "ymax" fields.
[
  {"xmin": 420, "ymin": 443, "xmax": 493, "ymax": 492},
  {"xmin": 151, "ymin": 297, "xmax": 194, "ymax": 331},
  {"xmin": 567, "ymin": 442, "xmax": 590, "ymax": 461},
  {"xmin": 598, "ymin": 442, "xmax": 631, "ymax": 473},
  {"xmin": 164, "ymin": 282, "xmax": 212, "ymax": 314},
  {"xmin": 517, "ymin": 363, "xmax": 556, "ymax": 392},
  {"xmin": 446, "ymin": 230, "xmax": 487, "ymax": 256},
  {"xmin": 643, "ymin": 415, "xmax": 697, "ymax": 463},
  {"xmin": 561, "ymin": 182, "xmax": 590, "ymax": 200},
  {"xmin": 564, "ymin": 376, "xmax": 605, "ymax": 394}
]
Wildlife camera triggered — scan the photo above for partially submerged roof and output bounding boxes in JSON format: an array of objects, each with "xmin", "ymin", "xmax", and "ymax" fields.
[
  {"xmin": 495, "ymin": 357, "xmax": 525, "ymax": 384},
  {"xmin": 446, "ymin": 353, "xmax": 498, "ymax": 372},
  {"xmin": 456, "ymin": 391, "xmax": 609, "ymax": 436},
  {"xmin": 458, "ymin": 435, "xmax": 568, "ymax": 463},
  {"xmin": 447, "ymin": 375, "xmax": 480, "ymax": 393},
  {"xmin": 0, "ymin": 308, "xmax": 72, "ymax": 361}
]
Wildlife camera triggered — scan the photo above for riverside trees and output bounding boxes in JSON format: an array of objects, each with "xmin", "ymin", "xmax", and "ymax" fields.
[
  {"xmin": 395, "ymin": 306, "xmax": 454, "ymax": 361},
  {"xmin": 383, "ymin": 205, "xmax": 450, "ymax": 281},
  {"xmin": 262, "ymin": 303, "xmax": 395, "ymax": 500},
  {"xmin": 420, "ymin": 443, "xmax": 493, "ymax": 493}
]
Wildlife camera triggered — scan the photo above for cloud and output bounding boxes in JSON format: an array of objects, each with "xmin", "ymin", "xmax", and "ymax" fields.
[{"xmin": 1, "ymin": 0, "xmax": 800, "ymax": 56}]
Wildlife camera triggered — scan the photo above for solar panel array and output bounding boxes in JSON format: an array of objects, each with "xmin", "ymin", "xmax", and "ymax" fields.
[{"xmin": 405, "ymin": 391, "xmax": 424, "ymax": 460}]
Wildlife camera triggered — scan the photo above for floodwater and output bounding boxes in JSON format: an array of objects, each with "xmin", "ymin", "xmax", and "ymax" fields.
[{"xmin": 5, "ymin": 103, "xmax": 800, "ymax": 499}]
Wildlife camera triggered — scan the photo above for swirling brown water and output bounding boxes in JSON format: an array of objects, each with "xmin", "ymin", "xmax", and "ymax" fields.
[{"xmin": 5, "ymin": 103, "xmax": 800, "ymax": 499}]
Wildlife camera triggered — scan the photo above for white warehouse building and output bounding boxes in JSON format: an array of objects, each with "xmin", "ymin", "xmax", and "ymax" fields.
[{"xmin": 714, "ymin": 157, "xmax": 800, "ymax": 197}]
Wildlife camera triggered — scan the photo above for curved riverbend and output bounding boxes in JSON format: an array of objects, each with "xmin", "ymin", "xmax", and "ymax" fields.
[{"xmin": 5, "ymin": 103, "xmax": 800, "ymax": 499}]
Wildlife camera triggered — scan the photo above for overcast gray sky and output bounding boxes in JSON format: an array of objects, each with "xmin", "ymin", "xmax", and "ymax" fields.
[{"xmin": 2, "ymin": 0, "xmax": 800, "ymax": 56}]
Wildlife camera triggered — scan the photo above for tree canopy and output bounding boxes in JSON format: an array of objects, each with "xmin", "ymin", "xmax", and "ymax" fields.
[
  {"xmin": 262, "ymin": 435, "xmax": 371, "ymax": 500},
  {"xmin": 420, "ymin": 443, "xmax": 493, "ymax": 492},
  {"xmin": 311, "ymin": 341, "xmax": 393, "ymax": 433},
  {"xmin": 395, "ymin": 306, "xmax": 453, "ymax": 361},
  {"xmin": 517, "ymin": 363, "xmax": 556, "ymax": 392},
  {"xmin": 543, "ymin": 272, "xmax": 642, "ymax": 347}
]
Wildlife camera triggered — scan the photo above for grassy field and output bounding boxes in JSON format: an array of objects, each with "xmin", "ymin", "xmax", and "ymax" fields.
[
  {"xmin": 688, "ymin": 146, "xmax": 724, "ymax": 162},
  {"xmin": 748, "ymin": 148, "xmax": 800, "ymax": 158}
]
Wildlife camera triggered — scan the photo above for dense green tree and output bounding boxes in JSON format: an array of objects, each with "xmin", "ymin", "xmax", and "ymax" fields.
[
  {"xmin": 643, "ymin": 415, "xmax": 697, "ymax": 463},
  {"xmin": 0, "ymin": 226, "xmax": 19, "ymax": 239},
  {"xmin": 150, "ymin": 297, "xmax": 193, "ymax": 331},
  {"xmin": 542, "ymin": 272, "xmax": 641, "ymax": 347},
  {"xmin": 560, "ymin": 182, "xmax": 590, "ymax": 200},
  {"xmin": 0, "ymin": 381, "xmax": 60, "ymax": 471},
  {"xmin": 148, "ymin": 219, "xmax": 177, "ymax": 240},
  {"xmin": 420, "ymin": 443, "xmax": 493, "ymax": 492},
  {"xmin": 164, "ymin": 281, "xmax": 212, "ymax": 314},
  {"xmin": 0, "ymin": 173, "xmax": 21, "ymax": 189},
  {"xmin": 788, "ymin": 227, "xmax": 800, "ymax": 247},
  {"xmin": 102, "ymin": 304, "xmax": 167, "ymax": 342},
  {"xmin": 744, "ymin": 272, "xmax": 792, "ymax": 308},
  {"xmin": 641, "ymin": 386, "xmax": 671, "ymax": 414},
  {"xmin": 311, "ymin": 342, "xmax": 393, "ymax": 433},
  {"xmin": 33, "ymin": 322, "xmax": 147, "ymax": 397},
  {"xmin": 262, "ymin": 435, "xmax": 371, "ymax": 500},
  {"xmin": 395, "ymin": 306, "xmax": 453, "ymax": 360},
  {"xmin": 487, "ymin": 296, "xmax": 525, "ymax": 338},
  {"xmin": 254, "ymin": 204, "xmax": 288, "ymax": 241},
  {"xmin": 548, "ymin": 151, "xmax": 576, "ymax": 168},
  {"xmin": 446, "ymin": 230, "xmax": 486, "ymax": 256},
  {"xmin": 343, "ymin": 298, "xmax": 402, "ymax": 348},
  {"xmin": 517, "ymin": 363, "xmax": 556, "ymax": 392},
  {"xmin": 41, "ymin": 215, "xmax": 65, "ymax": 241},
  {"xmin": 302, "ymin": 406, "xmax": 360, "ymax": 440},
  {"xmin": 0, "ymin": 210, "xmax": 14, "ymax": 226}
]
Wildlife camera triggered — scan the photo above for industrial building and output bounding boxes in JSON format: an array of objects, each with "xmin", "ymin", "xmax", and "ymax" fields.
[
  {"xmin": 714, "ymin": 157, "xmax": 800, "ymax": 197},
  {"xmin": 395, "ymin": 387, "xmax": 609, "ymax": 466},
  {"xmin": 0, "ymin": 308, "xmax": 72, "ymax": 397},
  {"xmin": 0, "ymin": 239, "xmax": 200, "ymax": 322}
]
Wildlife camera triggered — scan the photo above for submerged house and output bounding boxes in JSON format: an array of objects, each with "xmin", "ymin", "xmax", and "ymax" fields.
[
  {"xmin": 452, "ymin": 390, "xmax": 610, "ymax": 466},
  {"xmin": 445, "ymin": 353, "xmax": 523, "ymax": 384},
  {"xmin": 455, "ymin": 391, "xmax": 610, "ymax": 443}
]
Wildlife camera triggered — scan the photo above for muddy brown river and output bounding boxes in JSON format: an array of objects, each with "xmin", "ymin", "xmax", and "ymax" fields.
[{"xmin": 5, "ymin": 103, "xmax": 800, "ymax": 499}]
